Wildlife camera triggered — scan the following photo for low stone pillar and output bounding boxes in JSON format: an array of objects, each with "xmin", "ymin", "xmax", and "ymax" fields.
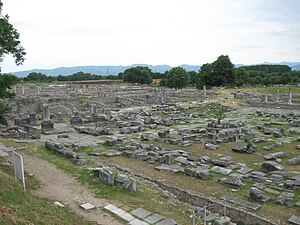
[
  {"xmin": 29, "ymin": 113, "xmax": 37, "ymax": 126},
  {"xmin": 41, "ymin": 103, "xmax": 54, "ymax": 130}
]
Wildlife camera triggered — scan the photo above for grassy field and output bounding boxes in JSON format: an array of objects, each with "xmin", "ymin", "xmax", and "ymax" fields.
[{"xmin": 0, "ymin": 166, "xmax": 92, "ymax": 225}]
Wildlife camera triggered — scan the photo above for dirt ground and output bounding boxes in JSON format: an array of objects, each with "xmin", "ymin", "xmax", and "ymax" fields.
[{"xmin": 23, "ymin": 154, "xmax": 124, "ymax": 225}]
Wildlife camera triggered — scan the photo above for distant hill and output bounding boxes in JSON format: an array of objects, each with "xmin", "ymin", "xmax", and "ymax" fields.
[
  {"xmin": 12, "ymin": 64, "xmax": 201, "ymax": 77},
  {"xmin": 10, "ymin": 62, "xmax": 300, "ymax": 77},
  {"xmin": 291, "ymin": 64, "xmax": 300, "ymax": 71}
]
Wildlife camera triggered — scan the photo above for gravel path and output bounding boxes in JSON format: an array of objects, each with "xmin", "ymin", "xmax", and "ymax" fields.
[{"xmin": 23, "ymin": 154, "xmax": 123, "ymax": 225}]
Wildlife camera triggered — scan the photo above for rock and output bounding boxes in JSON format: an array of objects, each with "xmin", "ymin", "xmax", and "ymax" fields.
[
  {"xmin": 99, "ymin": 168, "xmax": 114, "ymax": 185},
  {"xmin": 276, "ymin": 192, "xmax": 294, "ymax": 207},
  {"xmin": 218, "ymin": 177, "xmax": 244, "ymax": 188},
  {"xmin": 264, "ymin": 152, "xmax": 287, "ymax": 160},
  {"xmin": 232, "ymin": 140, "xmax": 247, "ymax": 152},
  {"xmin": 273, "ymin": 132, "xmax": 283, "ymax": 138},
  {"xmin": 288, "ymin": 157, "xmax": 300, "ymax": 165},
  {"xmin": 205, "ymin": 143, "xmax": 219, "ymax": 150},
  {"xmin": 125, "ymin": 178, "xmax": 137, "ymax": 192},
  {"xmin": 158, "ymin": 130, "xmax": 170, "ymax": 138},
  {"xmin": 288, "ymin": 215, "xmax": 300, "ymax": 225},
  {"xmin": 211, "ymin": 166, "xmax": 232, "ymax": 175},
  {"xmin": 249, "ymin": 187, "xmax": 270, "ymax": 202},
  {"xmin": 196, "ymin": 169, "xmax": 211, "ymax": 180},
  {"xmin": 140, "ymin": 134, "xmax": 150, "ymax": 141},
  {"xmin": 215, "ymin": 216, "xmax": 231, "ymax": 225},
  {"xmin": 54, "ymin": 201, "xmax": 65, "ymax": 208},
  {"xmin": 116, "ymin": 174, "xmax": 129, "ymax": 184},
  {"xmin": 261, "ymin": 161, "xmax": 284, "ymax": 172}
]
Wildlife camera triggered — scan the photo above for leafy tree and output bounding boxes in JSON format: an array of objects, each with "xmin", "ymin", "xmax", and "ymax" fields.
[
  {"xmin": 0, "ymin": 1, "xmax": 25, "ymax": 124},
  {"xmin": 164, "ymin": 67, "xmax": 190, "ymax": 89},
  {"xmin": 207, "ymin": 103, "xmax": 229, "ymax": 125},
  {"xmin": 0, "ymin": 2, "xmax": 26, "ymax": 70},
  {"xmin": 189, "ymin": 71, "xmax": 200, "ymax": 87},
  {"xmin": 234, "ymin": 68, "xmax": 247, "ymax": 87},
  {"xmin": 213, "ymin": 55, "xmax": 235, "ymax": 86},
  {"xmin": 123, "ymin": 66, "xmax": 152, "ymax": 84},
  {"xmin": 198, "ymin": 55, "xmax": 235, "ymax": 87}
]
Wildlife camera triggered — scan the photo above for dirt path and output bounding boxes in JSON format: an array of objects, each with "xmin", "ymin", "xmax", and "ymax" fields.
[{"xmin": 23, "ymin": 154, "xmax": 123, "ymax": 225}]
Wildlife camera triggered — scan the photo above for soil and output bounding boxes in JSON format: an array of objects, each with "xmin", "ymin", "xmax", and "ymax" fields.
[{"xmin": 23, "ymin": 154, "xmax": 124, "ymax": 225}]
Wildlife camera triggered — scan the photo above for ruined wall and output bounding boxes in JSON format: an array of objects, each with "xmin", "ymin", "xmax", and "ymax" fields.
[
  {"xmin": 156, "ymin": 182, "xmax": 278, "ymax": 225},
  {"xmin": 104, "ymin": 162, "xmax": 279, "ymax": 225}
]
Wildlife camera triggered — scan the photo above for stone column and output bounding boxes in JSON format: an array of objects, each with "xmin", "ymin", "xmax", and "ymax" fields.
[
  {"xmin": 154, "ymin": 88, "xmax": 158, "ymax": 103},
  {"xmin": 264, "ymin": 86, "xmax": 268, "ymax": 103},
  {"xmin": 288, "ymin": 87, "xmax": 292, "ymax": 104},
  {"xmin": 37, "ymin": 87, "xmax": 40, "ymax": 95},
  {"xmin": 42, "ymin": 104, "xmax": 50, "ymax": 121},
  {"xmin": 91, "ymin": 104, "xmax": 97, "ymax": 114},
  {"xmin": 21, "ymin": 86, "xmax": 25, "ymax": 95},
  {"xmin": 203, "ymin": 85, "xmax": 207, "ymax": 99},
  {"xmin": 276, "ymin": 87, "xmax": 280, "ymax": 103}
]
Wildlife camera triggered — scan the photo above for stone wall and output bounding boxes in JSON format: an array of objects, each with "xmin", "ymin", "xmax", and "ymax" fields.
[{"xmin": 156, "ymin": 182, "xmax": 278, "ymax": 225}]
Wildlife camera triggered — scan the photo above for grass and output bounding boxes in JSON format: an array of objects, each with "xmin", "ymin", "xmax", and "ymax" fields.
[
  {"xmin": 0, "ymin": 167, "xmax": 92, "ymax": 225},
  {"xmin": 25, "ymin": 146, "xmax": 193, "ymax": 224}
]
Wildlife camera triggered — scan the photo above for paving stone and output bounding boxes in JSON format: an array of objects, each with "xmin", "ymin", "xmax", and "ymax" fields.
[
  {"xmin": 119, "ymin": 212, "xmax": 135, "ymax": 222},
  {"xmin": 131, "ymin": 208, "xmax": 152, "ymax": 219},
  {"xmin": 80, "ymin": 203, "xmax": 95, "ymax": 210},
  {"xmin": 104, "ymin": 204, "xmax": 118, "ymax": 211},
  {"xmin": 144, "ymin": 213, "xmax": 165, "ymax": 224},
  {"xmin": 104, "ymin": 204, "xmax": 125, "ymax": 216},
  {"xmin": 155, "ymin": 218, "xmax": 177, "ymax": 225},
  {"xmin": 129, "ymin": 218, "xmax": 149, "ymax": 225}
]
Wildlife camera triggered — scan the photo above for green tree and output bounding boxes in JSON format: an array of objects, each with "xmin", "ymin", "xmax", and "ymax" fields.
[
  {"xmin": 207, "ymin": 103, "xmax": 229, "ymax": 125},
  {"xmin": 0, "ymin": 1, "xmax": 25, "ymax": 124},
  {"xmin": 198, "ymin": 55, "xmax": 235, "ymax": 87},
  {"xmin": 189, "ymin": 71, "xmax": 200, "ymax": 87},
  {"xmin": 234, "ymin": 68, "xmax": 247, "ymax": 87},
  {"xmin": 0, "ymin": 2, "xmax": 26, "ymax": 70},
  {"xmin": 164, "ymin": 67, "xmax": 190, "ymax": 89},
  {"xmin": 123, "ymin": 66, "xmax": 152, "ymax": 84}
]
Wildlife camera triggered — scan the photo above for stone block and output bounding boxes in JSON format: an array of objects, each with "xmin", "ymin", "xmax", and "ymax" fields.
[
  {"xmin": 144, "ymin": 214, "xmax": 165, "ymax": 224},
  {"xmin": 131, "ymin": 208, "xmax": 152, "ymax": 219}
]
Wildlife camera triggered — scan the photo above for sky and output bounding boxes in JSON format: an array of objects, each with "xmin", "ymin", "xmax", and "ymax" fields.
[{"xmin": 1, "ymin": 0, "xmax": 300, "ymax": 73}]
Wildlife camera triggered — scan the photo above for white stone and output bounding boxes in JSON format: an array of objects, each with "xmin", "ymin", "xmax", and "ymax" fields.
[
  {"xmin": 80, "ymin": 203, "xmax": 95, "ymax": 210},
  {"xmin": 54, "ymin": 201, "xmax": 65, "ymax": 208}
]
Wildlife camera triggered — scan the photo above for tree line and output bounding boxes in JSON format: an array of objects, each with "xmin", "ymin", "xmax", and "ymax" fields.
[
  {"xmin": 120, "ymin": 55, "xmax": 300, "ymax": 89},
  {"xmin": 21, "ymin": 71, "xmax": 123, "ymax": 82}
]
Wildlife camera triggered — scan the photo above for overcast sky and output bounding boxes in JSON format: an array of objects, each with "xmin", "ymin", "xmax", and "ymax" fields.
[{"xmin": 1, "ymin": 0, "xmax": 300, "ymax": 73}]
